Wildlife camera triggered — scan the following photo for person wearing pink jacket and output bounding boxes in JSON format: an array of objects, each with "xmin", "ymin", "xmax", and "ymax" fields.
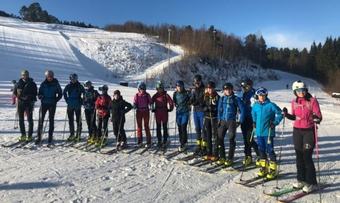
[
  {"xmin": 283, "ymin": 80, "xmax": 322, "ymax": 193},
  {"xmin": 133, "ymin": 82, "xmax": 152, "ymax": 147}
]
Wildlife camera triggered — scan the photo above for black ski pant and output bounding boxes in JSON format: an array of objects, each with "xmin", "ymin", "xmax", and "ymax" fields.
[
  {"xmin": 112, "ymin": 117, "xmax": 126, "ymax": 143},
  {"xmin": 241, "ymin": 116, "xmax": 259, "ymax": 157},
  {"xmin": 97, "ymin": 115, "xmax": 109, "ymax": 139},
  {"xmin": 37, "ymin": 103, "xmax": 56, "ymax": 143},
  {"xmin": 177, "ymin": 123, "xmax": 188, "ymax": 146},
  {"xmin": 204, "ymin": 117, "xmax": 218, "ymax": 156},
  {"xmin": 293, "ymin": 128, "xmax": 317, "ymax": 185},
  {"xmin": 67, "ymin": 107, "xmax": 82, "ymax": 137},
  {"xmin": 18, "ymin": 101, "xmax": 34, "ymax": 137},
  {"xmin": 157, "ymin": 122, "xmax": 169, "ymax": 145},
  {"xmin": 217, "ymin": 120, "xmax": 236, "ymax": 160},
  {"xmin": 84, "ymin": 109, "xmax": 97, "ymax": 137}
]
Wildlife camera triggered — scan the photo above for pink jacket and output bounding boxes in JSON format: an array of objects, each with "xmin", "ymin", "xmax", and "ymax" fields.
[
  {"xmin": 291, "ymin": 96, "xmax": 322, "ymax": 129},
  {"xmin": 133, "ymin": 92, "xmax": 152, "ymax": 111}
]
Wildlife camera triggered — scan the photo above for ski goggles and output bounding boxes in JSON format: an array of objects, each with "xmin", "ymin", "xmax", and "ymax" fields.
[
  {"xmin": 255, "ymin": 88, "xmax": 268, "ymax": 96},
  {"xmin": 295, "ymin": 88, "xmax": 307, "ymax": 93}
]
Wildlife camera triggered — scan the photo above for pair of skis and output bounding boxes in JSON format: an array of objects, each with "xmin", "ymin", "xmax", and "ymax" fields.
[{"xmin": 263, "ymin": 184, "xmax": 329, "ymax": 202}]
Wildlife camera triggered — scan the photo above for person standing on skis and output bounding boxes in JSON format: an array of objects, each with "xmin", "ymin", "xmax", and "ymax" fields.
[
  {"xmin": 36, "ymin": 70, "xmax": 62, "ymax": 145},
  {"xmin": 202, "ymin": 81, "xmax": 220, "ymax": 161},
  {"xmin": 173, "ymin": 80, "xmax": 190, "ymax": 151},
  {"xmin": 133, "ymin": 82, "xmax": 152, "ymax": 148},
  {"xmin": 111, "ymin": 89, "xmax": 132, "ymax": 150},
  {"xmin": 13, "ymin": 70, "xmax": 37, "ymax": 142},
  {"xmin": 151, "ymin": 81, "xmax": 174, "ymax": 149},
  {"xmin": 63, "ymin": 73, "xmax": 85, "ymax": 142},
  {"xmin": 240, "ymin": 78, "xmax": 260, "ymax": 166},
  {"xmin": 216, "ymin": 83, "xmax": 245, "ymax": 166},
  {"xmin": 252, "ymin": 87, "xmax": 283, "ymax": 180},
  {"xmin": 282, "ymin": 80, "xmax": 322, "ymax": 193},
  {"xmin": 190, "ymin": 74, "xmax": 205, "ymax": 155},
  {"xmin": 83, "ymin": 80, "xmax": 99, "ymax": 144},
  {"xmin": 95, "ymin": 85, "xmax": 111, "ymax": 147}
]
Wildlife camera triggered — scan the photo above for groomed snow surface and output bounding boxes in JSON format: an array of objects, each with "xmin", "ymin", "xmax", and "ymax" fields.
[{"xmin": 1, "ymin": 16, "xmax": 340, "ymax": 202}]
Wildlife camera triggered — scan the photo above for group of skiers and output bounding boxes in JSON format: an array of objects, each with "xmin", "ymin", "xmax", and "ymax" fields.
[{"xmin": 11, "ymin": 70, "xmax": 323, "ymax": 193}]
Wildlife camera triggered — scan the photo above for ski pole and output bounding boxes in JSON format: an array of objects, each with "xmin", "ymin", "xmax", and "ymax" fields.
[
  {"xmin": 174, "ymin": 113, "xmax": 177, "ymax": 145},
  {"xmin": 62, "ymin": 108, "xmax": 67, "ymax": 142},
  {"xmin": 314, "ymin": 123, "xmax": 322, "ymax": 203},
  {"xmin": 276, "ymin": 117, "xmax": 285, "ymax": 192},
  {"xmin": 134, "ymin": 109, "xmax": 137, "ymax": 145}
]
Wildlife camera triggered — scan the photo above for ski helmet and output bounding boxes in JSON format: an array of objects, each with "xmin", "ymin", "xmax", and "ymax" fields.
[
  {"xmin": 292, "ymin": 80, "xmax": 307, "ymax": 92},
  {"xmin": 113, "ymin": 89, "xmax": 121, "ymax": 95},
  {"xmin": 207, "ymin": 81, "xmax": 216, "ymax": 89},
  {"xmin": 45, "ymin": 70, "xmax": 54, "ymax": 78},
  {"xmin": 137, "ymin": 82, "xmax": 146, "ymax": 90},
  {"xmin": 21, "ymin": 70, "xmax": 29, "ymax": 77},
  {"xmin": 223, "ymin": 82, "xmax": 233, "ymax": 90},
  {"xmin": 193, "ymin": 74, "xmax": 202, "ymax": 84},
  {"xmin": 155, "ymin": 81, "xmax": 164, "ymax": 90},
  {"xmin": 84, "ymin": 80, "xmax": 92, "ymax": 88},
  {"xmin": 176, "ymin": 80, "xmax": 184, "ymax": 88},
  {"xmin": 99, "ymin": 85, "xmax": 108, "ymax": 92},
  {"xmin": 241, "ymin": 78, "xmax": 253, "ymax": 88},
  {"xmin": 255, "ymin": 87, "xmax": 268, "ymax": 96},
  {"xmin": 69, "ymin": 73, "xmax": 78, "ymax": 81}
]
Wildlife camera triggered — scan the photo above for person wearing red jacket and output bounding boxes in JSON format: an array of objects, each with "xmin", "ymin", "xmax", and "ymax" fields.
[
  {"xmin": 95, "ymin": 85, "xmax": 112, "ymax": 147},
  {"xmin": 283, "ymin": 80, "xmax": 322, "ymax": 193},
  {"xmin": 133, "ymin": 82, "xmax": 152, "ymax": 147},
  {"xmin": 151, "ymin": 81, "xmax": 174, "ymax": 149}
]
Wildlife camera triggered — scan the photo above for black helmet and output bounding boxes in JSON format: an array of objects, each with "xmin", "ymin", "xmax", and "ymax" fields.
[
  {"xmin": 176, "ymin": 80, "xmax": 184, "ymax": 88},
  {"xmin": 223, "ymin": 83, "xmax": 233, "ymax": 90},
  {"xmin": 241, "ymin": 78, "xmax": 253, "ymax": 88},
  {"xmin": 113, "ymin": 89, "xmax": 121, "ymax": 95},
  {"xmin": 155, "ymin": 81, "xmax": 164, "ymax": 90},
  {"xmin": 11, "ymin": 80, "xmax": 17, "ymax": 84},
  {"xmin": 21, "ymin": 69, "xmax": 29, "ymax": 77},
  {"xmin": 69, "ymin": 73, "xmax": 78, "ymax": 81},
  {"xmin": 45, "ymin": 70, "xmax": 54, "ymax": 78},
  {"xmin": 207, "ymin": 81, "xmax": 215, "ymax": 88},
  {"xmin": 193, "ymin": 74, "xmax": 202, "ymax": 83},
  {"xmin": 99, "ymin": 85, "xmax": 108, "ymax": 92},
  {"xmin": 138, "ymin": 82, "xmax": 146, "ymax": 90},
  {"xmin": 84, "ymin": 80, "xmax": 92, "ymax": 88}
]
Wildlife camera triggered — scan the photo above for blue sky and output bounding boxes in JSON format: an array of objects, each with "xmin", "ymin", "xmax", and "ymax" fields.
[{"xmin": 1, "ymin": 0, "xmax": 340, "ymax": 49}]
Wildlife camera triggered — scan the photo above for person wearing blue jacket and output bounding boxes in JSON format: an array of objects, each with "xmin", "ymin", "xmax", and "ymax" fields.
[
  {"xmin": 240, "ymin": 79, "xmax": 260, "ymax": 166},
  {"xmin": 217, "ymin": 83, "xmax": 245, "ymax": 166},
  {"xmin": 63, "ymin": 73, "xmax": 85, "ymax": 142},
  {"xmin": 252, "ymin": 87, "xmax": 283, "ymax": 180},
  {"xmin": 173, "ymin": 80, "xmax": 191, "ymax": 151},
  {"xmin": 36, "ymin": 70, "xmax": 62, "ymax": 145}
]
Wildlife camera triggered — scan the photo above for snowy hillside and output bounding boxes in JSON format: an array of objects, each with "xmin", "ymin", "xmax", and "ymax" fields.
[{"xmin": 0, "ymin": 16, "xmax": 340, "ymax": 202}]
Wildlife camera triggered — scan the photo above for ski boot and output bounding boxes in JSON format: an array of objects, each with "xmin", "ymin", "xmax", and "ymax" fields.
[
  {"xmin": 243, "ymin": 156, "xmax": 252, "ymax": 167},
  {"xmin": 224, "ymin": 159, "xmax": 233, "ymax": 167},
  {"xmin": 193, "ymin": 139, "xmax": 202, "ymax": 156},
  {"xmin": 203, "ymin": 155, "xmax": 218, "ymax": 161},
  {"xmin": 255, "ymin": 157, "xmax": 261, "ymax": 168},
  {"xmin": 266, "ymin": 161, "xmax": 277, "ymax": 180},
  {"xmin": 216, "ymin": 158, "xmax": 226, "ymax": 165},
  {"xmin": 18, "ymin": 135, "xmax": 27, "ymax": 142},
  {"xmin": 302, "ymin": 184, "xmax": 318, "ymax": 193},
  {"xmin": 67, "ymin": 134, "xmax": 75, "ymax": 142},
  {"xmin": 156, "ymin": 141, "xmax": 162, "ymax": 149},
  {"xmin": 74, "ymin": 135, "xmax": 81, "ymax": 143},
  {"xmin": 26, "ymin": 135, "xmax": 33, "ymax": 142},
  {"xmin": 257, "ymin": 159, "xmax": 268, "ymax": 177},
  {"xmin": 292, "ymin": 181, "xmax": 306, "ymax": 189},
  {"xmin": 178, "ymin": 143, "xmax": 187, "ymax": 152}
]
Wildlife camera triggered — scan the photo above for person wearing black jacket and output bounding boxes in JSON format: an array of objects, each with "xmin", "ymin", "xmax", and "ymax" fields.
[
  {"xmin": 36, "ymin": 70, "xmax": 62, "ymax": 145},
  {"xmin": 63, "ymin": 73, "xmax": 85, "ymax": 141},
  {"xmin": 111, "ymin": 90, "xmax": 132, "ymax": 149},
  {"xmin": 83, "ymin": 80, "xmax": 99, "ymax": 144},
  {"xmin": 190, "ymin": 74, "xmax": 206, "ymax": 155},
  {"xmin": 13, "ymin": 70, "xmax": 37, "ymax": 141}
]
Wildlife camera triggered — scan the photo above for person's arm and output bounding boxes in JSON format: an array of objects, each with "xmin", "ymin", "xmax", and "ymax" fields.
[
  {"xmin": 63, "ymin": 85, "xmax": 69, "ymax": 103},
  {"xmin": 312, "ymin": 98, "xmax": 322, "ymax": 123},
  {"xmin": 272, "ymin": 103, "xmax": 283, "ymax": 126},
  {"xmin": 56, "ymin": 82, "xmax": 62, "ymax": 102},
  {"xmin": 167, "ymin": 94, "xmax": 174, "ymax": 112},
  {"xmin": 124, "ymin": 100, "xmax": 133, "ymax": 114},
  {"xmin": 237, "ymin": 97, "xmax": 246, "ymax": 123}
]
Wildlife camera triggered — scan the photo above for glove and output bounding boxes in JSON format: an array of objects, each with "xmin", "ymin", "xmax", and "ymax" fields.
[
  {"xmin": 282, "ymin": 107, "xmax": 288, "ymax": 115},
  {"xmin": 253, "ymin": 123, "xmax": 256, "ymax": 129},
  {"xmin": 38, "ymin": 95, "xmax": 43, "ymax": 100},
  {"xmin": 151, "ymin": 109, "xmax": 156, "ymax": 113},
  {"xmin": 313, "ymin": 115, "xmax": 321, "ymax": 124},
  {"xmin": 218, "ymin": 120, "xmax": 221, "ymax": 127},
  {"xmin": 168, "ymin": 108, "xmax": 173, "ymax": 112},
  {"xmin": 270, "ymin": 121, "xmax": 275, "ymax": 129},
  {"xmin": 236, "ymin": 121, "xmax": 241, "ymax": 127}
]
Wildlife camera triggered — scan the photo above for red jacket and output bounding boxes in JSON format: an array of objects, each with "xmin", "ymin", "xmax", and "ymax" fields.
[{"xmin": 95, "ymin": 94, "xmax": 112, "ymax": 118}]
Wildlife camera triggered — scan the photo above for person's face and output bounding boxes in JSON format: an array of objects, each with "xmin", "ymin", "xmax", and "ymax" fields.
[
  {"xmin": 258, "ymin": 95, "xmax": 266, "ymax": 102},
  {"xmin": 207, "ymin": 87, "xmax": 214, "ymax": 95},
  {"xmin": 194, "ymin": 81, "xmax": 201, "ymax": 87},
  {"xmin": 21, "ymin": 73, "xmax": 28, "ymax": 81},
  {"xmin": 223, "ymin": 88, "xmax": 232, "ymax": 96},
  {"xmin": 71, "ymin": 78, "xmax": 77, "ymax": 84},
  {"xmin": 157, "ymin": 88, "xmax": 163, "ymax": 93},
  {"xmin": 176, "ymin": 85, "xmax": 182, "ymax": 92},
  {"xmin": 113, "ymin": 94, "xmax": 120, "ymax": 100},
  {"xmin": 47, "ymin": 75, "xmax": 53, "ymax": 82},
  {"xmin": 139, "ymin": 89, "xmax": 145, "ymax": 93},
  {"xmin": 296, "ymin": 89, "xmax": 306, "ymax": 98}
]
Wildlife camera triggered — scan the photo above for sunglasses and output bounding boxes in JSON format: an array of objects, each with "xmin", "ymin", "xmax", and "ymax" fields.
[{"xmin": 295, "ymin": 88, "xmax": 306, "ymax": 93}]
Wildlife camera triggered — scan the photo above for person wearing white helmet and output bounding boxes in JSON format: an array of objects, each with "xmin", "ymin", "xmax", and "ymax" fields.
[{"xmin": 282, "ymin": 80, "xmax": 322, "ymax": 193}]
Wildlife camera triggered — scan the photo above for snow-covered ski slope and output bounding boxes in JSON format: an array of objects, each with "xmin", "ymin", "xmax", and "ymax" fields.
[{"xmin": 1, "ymin": 16, "xmax": 340, "ymax": 202}]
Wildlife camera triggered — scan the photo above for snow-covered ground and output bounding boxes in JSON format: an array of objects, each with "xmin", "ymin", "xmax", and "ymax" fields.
[{"xmin": 1, "ymin": 16, "xmax": 340, "ymax": 202}]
